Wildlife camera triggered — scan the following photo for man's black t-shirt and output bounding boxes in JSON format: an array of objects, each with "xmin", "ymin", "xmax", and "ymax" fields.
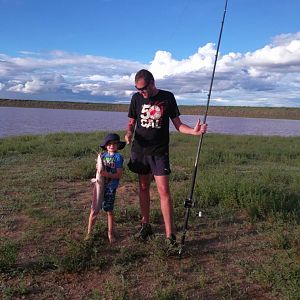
[{"xmin": 128, "ymin": 89, "xmax": 180, "ymax": 155}]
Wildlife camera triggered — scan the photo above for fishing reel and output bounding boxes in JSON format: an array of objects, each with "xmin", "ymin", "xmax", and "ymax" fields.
[
  {"xmin": 184, "ymin": 198, "xmax": 203, "ymax": 218},
  {"xmin": 184, "ymin": 198, "xmax": 195, "ymax": 208}
]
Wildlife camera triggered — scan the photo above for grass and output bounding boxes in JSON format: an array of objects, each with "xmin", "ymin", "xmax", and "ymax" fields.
[
  {"xmin": 0, "ymin": 239, "xmax": 18, "ymax": 272},
  {"xmin": 0, "ymin": 131, "xmax": 299, "ymax": 299}
]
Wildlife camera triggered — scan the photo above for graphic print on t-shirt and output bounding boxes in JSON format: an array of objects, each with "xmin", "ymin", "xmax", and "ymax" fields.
[
  {"xmin": 103, "ymin": 156, "xmax": 116, "ymax": 171},
  {"xmin": 140, "ymin": 102, "xmax": 164, "ymax": 129},
  {"xmin": 102, "ymin": 153, "xmax": 123, "ymax": 189}
]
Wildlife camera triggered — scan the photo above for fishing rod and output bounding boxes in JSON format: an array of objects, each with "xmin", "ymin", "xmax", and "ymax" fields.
[{"xmin": 179, "ymin": 0, "xmax": 229, "ymax": 256}]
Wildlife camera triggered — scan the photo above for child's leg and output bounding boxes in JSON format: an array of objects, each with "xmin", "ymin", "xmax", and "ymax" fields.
[
  {"xmin": 87, "ymin": 209, "xmax": 98, "ymax": 235},
  {"xmin": 86, "ymin": 183, "xmax": 102, "ymax": 238},
  {"xmin": 103, "ymin": 186, "xmax": 116, "ymax": 243},
  {"xmin": 107, "ymin": 211, "xmax": 115, "ymax": 243}
]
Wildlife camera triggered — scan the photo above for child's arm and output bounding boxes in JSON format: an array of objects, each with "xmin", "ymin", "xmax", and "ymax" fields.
[{"xmin": 100, "ymin": 168, "xmax": 123, "ymax": 179}]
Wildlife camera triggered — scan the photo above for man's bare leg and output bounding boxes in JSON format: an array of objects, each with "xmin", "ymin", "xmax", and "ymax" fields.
[
  {"xmin": 138, "ymin": 174, "xmax": 151, "ymax": 224},
  {"xmin": 154, "ymin": 175, "xmax": 174, "ymax": 238}
]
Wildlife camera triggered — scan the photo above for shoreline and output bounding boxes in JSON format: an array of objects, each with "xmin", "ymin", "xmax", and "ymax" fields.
[{"xmin": 1, "ymin": 98, "xmax": 300, "ymax": 120}]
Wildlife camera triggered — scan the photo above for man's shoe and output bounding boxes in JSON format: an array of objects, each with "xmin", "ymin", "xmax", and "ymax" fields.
[
  {"xmin": 134, "ymin": 223, "xmax": 153, "ymax": 241},
  {"xmin": 166, "ymin": 234, "xmax": 180, "ymax": 256},
  {"xmin": 84, "ymin": 233, "xmax": 91, "ymax": 241}
]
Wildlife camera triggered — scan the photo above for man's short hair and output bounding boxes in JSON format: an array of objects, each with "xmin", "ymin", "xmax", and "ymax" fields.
[{"xmin": 135, "ymin": 69, "xmax": 154, "ymax": 84}]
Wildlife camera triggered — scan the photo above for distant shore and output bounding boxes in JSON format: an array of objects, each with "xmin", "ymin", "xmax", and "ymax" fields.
[{"xmin": 1, "ymin": 98, "xmax": 299, "ymax": 120}]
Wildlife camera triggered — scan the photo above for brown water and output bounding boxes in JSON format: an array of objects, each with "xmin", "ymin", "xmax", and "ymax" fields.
[{"xmin": 1, "ymin": 107, "xmax": 300, "ymax": 138}]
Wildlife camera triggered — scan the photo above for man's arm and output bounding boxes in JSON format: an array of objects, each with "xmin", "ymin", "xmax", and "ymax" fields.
[
  {"xmin": 125, "ymin": 117, "xmax": 136, "ymax": 144},
  {"xmin": 171, "ymin": 116, "xmax": 207, "ymax": 135}
]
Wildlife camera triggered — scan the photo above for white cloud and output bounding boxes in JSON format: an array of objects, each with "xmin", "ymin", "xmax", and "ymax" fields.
[
  {"xmin": 19, "ymin": 50, "xmax": 41, "ymax": 56},
  {"xmin": 8, "ymin": 78, "xmax": 45, "ymax": 93},
  {"xmin": 150, "ymin": 43, "xmax": 215, "ymax": 79},
  {"xmin": 147, "ymin": 32, "xmax": 300, "ymax": 106},
  {"xmin": 7, "ymin": 83, "xmax": 24, "ymax": 93},
  {"xmin": 242, "ymin": 40, "xmax": 300, "ymax": 67},
  {"xmin": 1, "ymin": 32, "xmax": 300, "ymax": 107},
  {"xmin": 23, "ymin": 78, "xmax": 45, "ymax": 93},
  {"xmin": 272, "ymin": 32, "xmax": 300, "ymax": 46}
]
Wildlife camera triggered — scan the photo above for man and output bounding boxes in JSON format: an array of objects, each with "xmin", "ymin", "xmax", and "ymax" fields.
[{"xmin": 125, "ymin": 69, "xmax": 207, "ymax": 251}]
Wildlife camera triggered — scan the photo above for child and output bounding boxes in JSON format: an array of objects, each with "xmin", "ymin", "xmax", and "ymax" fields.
[{"xmin": 86, "ymin": 133, "xmax": 125, "ymax": 243}]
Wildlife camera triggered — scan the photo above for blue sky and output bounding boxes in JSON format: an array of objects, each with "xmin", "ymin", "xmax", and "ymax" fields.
[{"xmin": 0, "ymin": 0, "xmax": 300, "ymax": 107}]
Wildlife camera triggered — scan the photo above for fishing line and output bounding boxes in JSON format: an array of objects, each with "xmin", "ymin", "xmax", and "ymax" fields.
[{"xmin": 179, "ymin": 0, "xmax": 229, "ymax": 256}]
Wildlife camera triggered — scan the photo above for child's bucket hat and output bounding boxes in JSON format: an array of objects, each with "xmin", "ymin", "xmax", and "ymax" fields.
[{"xmin": 100, "ymin": 133, "xmax": 126, "ymax": 150}]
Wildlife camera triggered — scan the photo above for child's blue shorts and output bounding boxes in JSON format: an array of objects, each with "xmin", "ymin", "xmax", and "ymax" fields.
[{"xmin": 102, "ymin": 186, "xmax": 116, "ymax": 212}]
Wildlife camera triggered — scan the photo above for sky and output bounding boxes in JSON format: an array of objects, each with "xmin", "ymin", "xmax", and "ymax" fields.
[{"xmin": 0, "ymin": 0, "xmax": 300, "ymax": 107}]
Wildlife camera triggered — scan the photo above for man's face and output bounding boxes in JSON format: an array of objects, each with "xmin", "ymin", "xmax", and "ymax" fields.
[{"xmin": 135, "ymin": 78, "xmax": 153, "ymax": 98}]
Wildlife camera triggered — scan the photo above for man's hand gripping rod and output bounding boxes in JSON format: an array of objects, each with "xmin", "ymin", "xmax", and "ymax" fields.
[{"xmin": 179, "ymin": 0, "xmax": 229, "ymax": 257}]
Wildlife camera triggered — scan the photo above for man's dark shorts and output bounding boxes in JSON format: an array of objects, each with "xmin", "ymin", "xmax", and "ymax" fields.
[{"xmin": 128, "ymin": 152, "xmax": 171, "ymax": 176}]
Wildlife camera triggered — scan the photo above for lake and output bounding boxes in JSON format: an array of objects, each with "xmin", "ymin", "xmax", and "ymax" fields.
[{"xmin": 1, "ymin": 107, "xmax": 300, "ymax": 138}]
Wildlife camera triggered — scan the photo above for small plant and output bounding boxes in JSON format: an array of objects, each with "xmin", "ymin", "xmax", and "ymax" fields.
[
  {"xmin": 151, "ymin": 235, "xmax": 169, "ymax": 258},
  {"xmin": 102, "ymin": 279, "xmax": 130, "ymax": 300},
  {"xmin": 3, "ymin": 283, "xmax": 30, "ymax": 300},
  {"xmin": 90, "ymin": 289, "xmax": 101, "ymax": 300},
  {"xmin": 150, "ymin": 208, "xmax": 163, "ymax": 224},
  {"xmin": 0, "ymin": 239, "xmax": 18, "ymax": 272},
  {"xmin": 154, "ymin": 282, "xmax": 182, "ymax": 300},
  {"xmin": 55, "ymin": 239, "xmax": 93, "ymax": 272},
  {"xmin": 67, "ymin": 157, "xmax": 95, "ymax": 180},
  {"xmin": 272, "ymin": 231, "xmax": 293, "ymax": 250},
  {"xmin": 251, "ymin": 253, "xmax": 300, "ymax": 299},
  {"xmin": 114, "ymin": 206, "xmax": 140, "ymax": 223},
  {"xmin": 114, "ymin": 244, "xmax": 147, "ymax": 267}
]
